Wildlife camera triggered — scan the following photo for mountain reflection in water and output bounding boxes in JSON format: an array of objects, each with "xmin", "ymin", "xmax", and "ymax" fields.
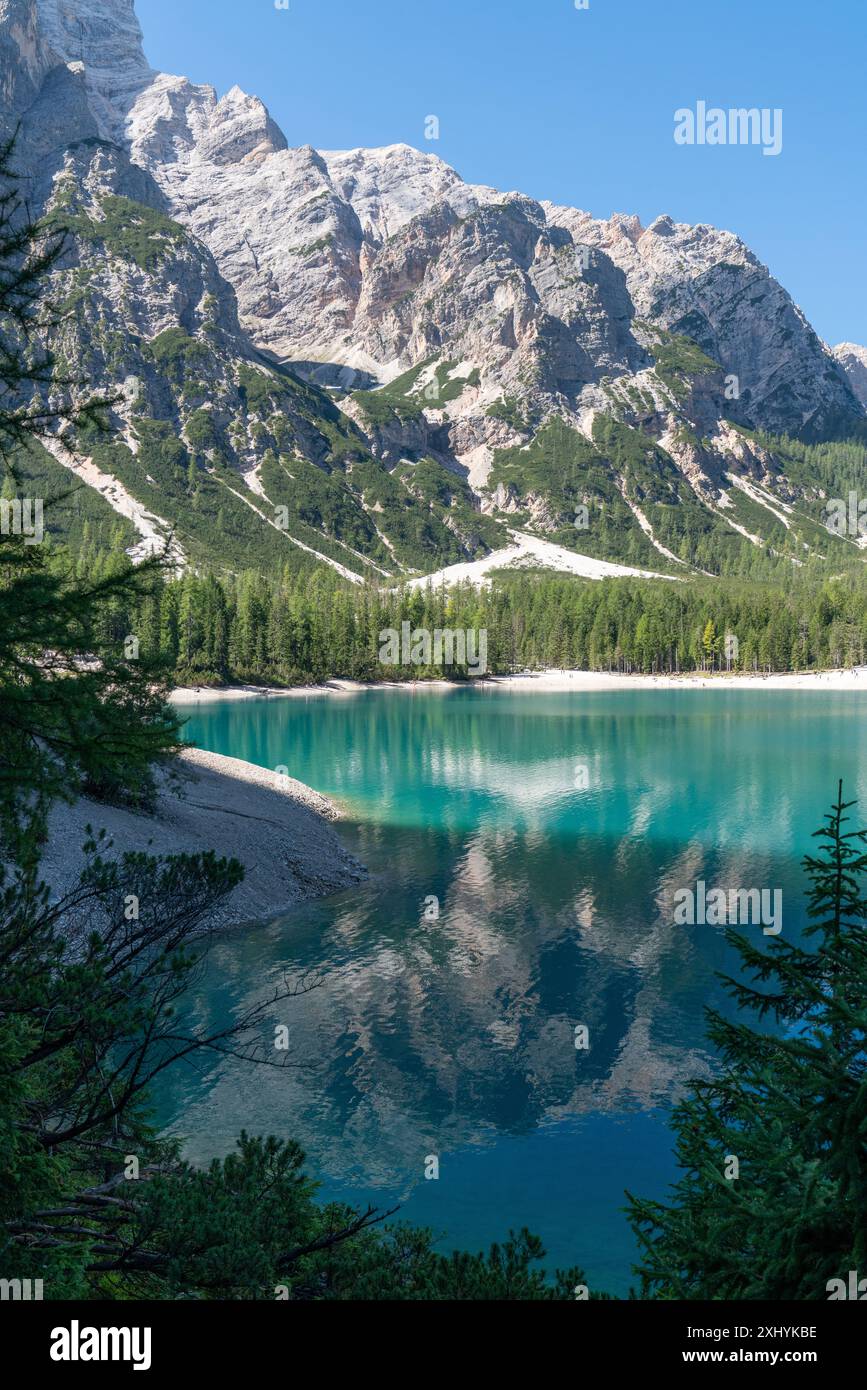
[{"xmin": 153, "ymin": 688, "xmax": 867, "ymax": 1292}]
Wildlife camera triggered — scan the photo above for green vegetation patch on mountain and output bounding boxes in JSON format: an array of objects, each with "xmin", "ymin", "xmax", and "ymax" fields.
[
  {"xmin": 236, "ymin": 368, "xmax": 499, "ymax": 573},
  {"xmin": 148, "ymin": 328, "xmax": 212, "ymax": 386},
  {"xmin": 592, "ymin": 415, "xmax": 747, "ymax": 574},
  {"xmin": 396, "ymin": 456, "xmax": 508, "ymax": 552},
  {"xmin": 639, "ymin": 324, "xmax": 721, "ymax": 401},
  {"xmin": 81, "ymin": 422, "xmax": 323, "ymax": 578},
  {"xmin": 351, "ymin": 357, "xmax": 480, "ymax": 428},
  {"xmin": 2, "ymin": 438, "xmax": 137, "ymax": 557},
  {"xmin": 715, "ymin": 481, "xmax": 838, "ymax": 567},
  {"xmin": 486, "ymin": 396, "xmax": 531, "ymax": 432},
  {"xmin": 49, "ymin": 192, "xmax": 187, "ymax": 272},
  {"xmin": 351, "ymin": 360, "xmax": 431, "ymax": 427},
  {"xmin": 488, "ymin": 416, "xmax": 672, "ymax": 570},
  {"xmin": 237, "ymin": 362, "xmax": 370, "ymax": 467},
  {"xmin": 740, "ymin": 427, "xmax": 867, "ymax": 505},
  {"xmin": 721, "ymin": 427, "xmax": 867, "ymax": 562},
  {"xmin": 431, "ymin": 360, "xmax": 481, "ymax": 404},
  {"xmin": 259, "ymin": 450, "xmax": 392, "ymax": 572},
  {"xmin": 348, "ymin": 456, "xmax": 481, "ymax": 571}
]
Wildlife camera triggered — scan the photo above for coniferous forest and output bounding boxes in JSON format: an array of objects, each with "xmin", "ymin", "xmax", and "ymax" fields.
[{"xmin": 67, "ymin": 539, "xmax": 867, "ymax": 686}]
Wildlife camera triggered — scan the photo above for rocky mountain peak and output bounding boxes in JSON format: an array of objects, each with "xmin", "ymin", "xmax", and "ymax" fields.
[
  {"xmin": 35, "ymin": 0, "xmax": 152, "ymax": 140},
  {"xmin": 320, "ymin": 143, "xmax": 498, "ymax": 241},
  {"xmin": 196, "ymin": 85, "xmax": 288, "ymax": 167},
  {"xmin": 3, "ymin": 0, "xmax": 866, "ymax": 588}
]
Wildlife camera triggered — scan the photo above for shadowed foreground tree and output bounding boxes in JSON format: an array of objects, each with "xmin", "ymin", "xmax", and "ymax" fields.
[
  {"xmin": 627, "ymin": 781, "xmax": 867, "ymax": 1299},
  {"xmin": 0, "ymin": 130, "xmax": 177, "ymax": 830},
  {"xmin": 0, "ymin": 831, "xmax": 587, "ymax": 1299},
  {"xmin": 0, "ymin": 131, "xmax": 109, "ymax": 475}
]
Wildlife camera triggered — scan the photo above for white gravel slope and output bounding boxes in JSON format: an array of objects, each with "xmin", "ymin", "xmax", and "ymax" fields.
[
  {"xmin": 42, "ymin": 748, "xmax": 365, "ymax": 931},
  {"xmin": 405, "ymin": 531, "xmax": 678, "ymax": 589}
]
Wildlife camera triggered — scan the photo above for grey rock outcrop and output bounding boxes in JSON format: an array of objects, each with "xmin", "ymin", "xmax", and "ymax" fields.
[{"xmin": 833, "ymin": 343, "xmax": 867, "ymax": 408}]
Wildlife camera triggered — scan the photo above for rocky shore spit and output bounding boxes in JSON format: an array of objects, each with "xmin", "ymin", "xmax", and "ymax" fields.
[{"xmin": 42, "ymin": 748, "xmax": 366, "ymax": 931}]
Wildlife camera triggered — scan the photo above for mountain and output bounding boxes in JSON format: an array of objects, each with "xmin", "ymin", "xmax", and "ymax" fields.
[
  {"xmin": 3, "ymin": 0, "xmax": 867, "ymax": 584},
  {"xmin": 833, "ymin": 343, "xmax": 867, "ymax": 409}
]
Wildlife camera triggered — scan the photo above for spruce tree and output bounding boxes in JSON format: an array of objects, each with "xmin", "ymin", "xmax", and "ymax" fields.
[{"xmin": 627, "ymin": 781, "xmax": 867, "ymax": 1299}]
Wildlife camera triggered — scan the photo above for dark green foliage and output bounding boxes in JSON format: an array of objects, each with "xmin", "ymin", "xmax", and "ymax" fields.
[
  {"xmin": 47, "ymin": 194, "xmax": 186, "ymax": 272},
  {"xmin": 742, "ymin": 427, "xmax": 867, "ymax": 512},
  {"xmin": 490, "ymin": 417, "xmax": 670, "ymax": 566},
  {"xmin": 185, "ymin": 409, "xmax": 219, "ymax": 454},
  {"xmin": 350, "ymin": 454, "xmax": 496, "ymax": 570},
  {"xmin": 627, "ymin": 783, "xmax": 867, "ymax": 1299},
  {"xmin": 261, "ymin": 452, "xmax": 387, "ymax": 560},
  {"xmin": 0, "ymin": 546, "xmax": 182, "ymax": 815},
  {"xmin": 432, "ymin": 359, "xmax": 481, "ymax": 404},
  {"xmin": 593, "ymin": 415, "xmax": 751, "ymax": 574},
  {"xmin": 397, "ymin": 456, "xmax": 506, "ymax": 552},
  {"xmin": 118, "ymin": 1136, "xmax": 586, "ymax": 1300},
  {"xmin": 351, "ymin": 359, "xmax": 432, "ymax": 425},
  {"xmin": 80, "ymin": 558, "xmax": 867, "ymax": 687},
  {"xmin": 350, "ymin": 388, "xmax": 410, "ymax": 428},
  {"xmin": 84, "ymin": 426, "xmax": 323, "ymax": 579},
  {"xmin": 0, "ymin": 138, "xmax": 179, "ymax": 823},
  {"xmin": 148, "ymin": 327, "xmax": 210, "ymax": 383},
  {"xmin": 350, "ymin": 357, "xmax": 481, "ymax": 424},
  {"xmin": 6, "ymin": 437, "xmax": 136, "ymax": 554},
  {"xmin": 0, "ymin": 135, "xmax": 109, "ymax": 474},
  {"xmin": 486, "ymin": 395, "xmax": 530, "ymax": 432},
  {"xmin": 643, "ymin": 326, "xmax": 721, "ymax": 399}
]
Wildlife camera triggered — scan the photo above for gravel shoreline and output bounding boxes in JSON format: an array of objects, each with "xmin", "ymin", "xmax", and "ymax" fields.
[
  {"xmin": 43, "ymin": 748, "xmax": 366, "ymax": 931},
  {"xmin": 169, "ymin": 668, "xmax": 867, "ymax": 702}
]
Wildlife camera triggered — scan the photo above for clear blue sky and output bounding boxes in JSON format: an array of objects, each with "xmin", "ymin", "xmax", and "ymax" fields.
[{"xmin": 137, "ymin": 0, "xmax": 865, "ymax": 347}]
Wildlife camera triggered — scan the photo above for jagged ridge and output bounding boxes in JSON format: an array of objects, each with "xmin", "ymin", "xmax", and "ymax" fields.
[{"xmin": 2, "ymin": 0, "xmax": 867, "ymax": 584}]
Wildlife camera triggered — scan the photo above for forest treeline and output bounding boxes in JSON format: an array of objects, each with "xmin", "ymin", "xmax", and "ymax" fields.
[{"xmin": 76, "ymin": 536, "xmax": 867, "ymax": 684}]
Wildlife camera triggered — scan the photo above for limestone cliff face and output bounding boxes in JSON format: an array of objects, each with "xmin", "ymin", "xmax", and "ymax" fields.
[
  {"xmin": 35, "ymin": 0, "xmax": 152, "ymax": 138},
  {"xmin": 2, "ymin": 0, "xmax": 865, "ymax": 582},
  {"xmin": 834, "ymin": 343, "xmax": 867, "ymax": 408},
  {"xmin": 543, "ymin": 204, "xmax": 856, "ymax": 438},
  {"xmin": 0, "ymin": 0, "xmax": 51, "ymax": 115},
  {"xmin": 19, "ymin": 0, "xmax": 857, "ymax": 431}
]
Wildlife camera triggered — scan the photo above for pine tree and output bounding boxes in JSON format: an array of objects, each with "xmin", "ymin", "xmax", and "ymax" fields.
[
  {"xmin": 0, "ymin": 135, "xmax": 180, "ymax": 827},
  {"xmin": 627, "ymin": 781, "xmax": 867, "ymax": 1299},
  {"xmin": 702, "ymin": 617, "xmax": 719, "ymax": 672}
]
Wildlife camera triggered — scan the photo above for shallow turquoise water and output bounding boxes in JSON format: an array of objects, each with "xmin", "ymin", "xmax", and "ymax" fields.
[{"xmin": 154, "ymin": 688, "xmax": 867, "ymax": 1294}]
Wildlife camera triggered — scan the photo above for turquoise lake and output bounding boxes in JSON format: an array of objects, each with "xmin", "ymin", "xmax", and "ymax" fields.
[{"xmin": 156, "ymin": 688, "xmax": 867, "ymax": 1295}]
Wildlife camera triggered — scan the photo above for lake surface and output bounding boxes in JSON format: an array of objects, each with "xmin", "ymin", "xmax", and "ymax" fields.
[{"xmin": 155, "ymin": 688, "xmax": 867, "ymax": 1295}]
